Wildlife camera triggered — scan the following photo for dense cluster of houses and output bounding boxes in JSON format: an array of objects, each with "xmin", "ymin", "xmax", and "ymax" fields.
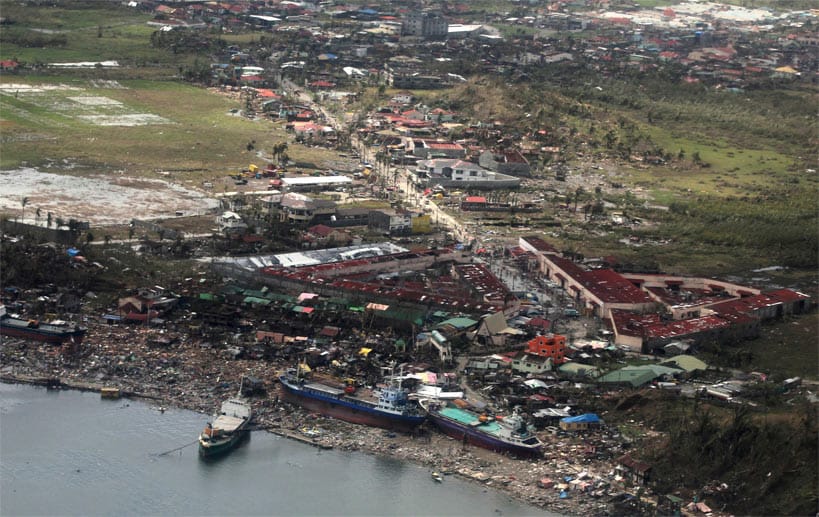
[
  {"xmin": 121, "ymin": 0, "xmax": 816, "ymax": 93},
  {"xmin": 205, "ymin": 229, "xmax": 813, "ymax": 378},
  {"xmin": 61, "ymin": 1, "xmax": 800, "ymax": 212}
]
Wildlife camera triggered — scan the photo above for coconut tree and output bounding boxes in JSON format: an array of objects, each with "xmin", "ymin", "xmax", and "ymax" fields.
[
  {"xmin": 20, "ymin": 196, "xmax": 28, "ymax": 222},
  {"xmin": 272, "ymin": 142, "xmax": 289, "ymax": 166}
]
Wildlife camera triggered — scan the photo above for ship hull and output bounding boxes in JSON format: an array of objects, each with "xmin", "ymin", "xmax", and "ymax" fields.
[
  {"xmin": 428, "ymin": 412, "xmax": 542, "ymax": 458},
  {"xmin": 0, "ymin": 324, "xmax": 86, "ymax": 345},
  {"xmin": 279, "ymin": 377, "xmax": 425, "ymax": 432},
  {"xmin": 198, "ymin": 428, "xmax": 249, "ymax": 458}
]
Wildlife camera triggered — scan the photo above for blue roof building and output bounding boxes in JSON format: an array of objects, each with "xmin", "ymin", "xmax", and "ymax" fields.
[{"xmin": 559, "ymin": 413, "xmax": 602, "ymax": 431}]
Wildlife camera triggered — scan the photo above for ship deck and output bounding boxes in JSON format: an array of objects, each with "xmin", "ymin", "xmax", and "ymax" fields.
[
  {"xmin": 212, "ymin": 415, "xmax": 245, "ymax": 432},
  {"xmin": 439, "ymin": 407, "xmax": 502, "ymax": 434}
]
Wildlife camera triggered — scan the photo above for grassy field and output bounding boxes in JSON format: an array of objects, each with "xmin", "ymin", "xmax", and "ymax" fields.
[
  {"xmin": 741, "ymin": 311, "xmax": 819, "ymax": 380},
  {"xmin": 0, "ymin": 2, "xmax": 170, "ymax": 65},
  {"xmin": 0, "ymin": 76, "xmax": 345, "ymax": 185},
  {"xmin": 0, "ymin": 77, "xmax": 270, "ymax": 177},
  {"xmin": 442, "ymin": 68, "xmax": 819, "ymax": 278}
]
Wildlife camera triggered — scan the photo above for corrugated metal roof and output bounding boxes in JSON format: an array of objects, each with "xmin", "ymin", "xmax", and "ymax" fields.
[{"xmin": 436, "ymin": 317, "xmax": 478, "ymax": 329}]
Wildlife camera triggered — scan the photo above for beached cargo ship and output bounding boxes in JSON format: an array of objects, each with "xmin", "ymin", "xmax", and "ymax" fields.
[
  {"xmin": 0, "ymin": 305, "xmax": 86, "ymax": 345},
  {"xmin": 278, "ymin": 367, "xmax": 425, "ymax": 432},
  {"xmin": 198, "ymin": 394, "xmax": 253, "ymax": 458},
  {"xmin": 422, "ymin": 400, "xmax": 543, "ymax": 458}
]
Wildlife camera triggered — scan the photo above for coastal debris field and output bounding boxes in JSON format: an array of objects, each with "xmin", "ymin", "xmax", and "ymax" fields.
[{"xmin": 0, "ymin": 327, "xmax": 609, "ymax": 516}]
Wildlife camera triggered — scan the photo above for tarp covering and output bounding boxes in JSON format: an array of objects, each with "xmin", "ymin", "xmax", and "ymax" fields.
[
  {"xmin": 298, "ymin": 292, "xmax": 318, "ymax": 302},
  {"xmin": 415, "ymin": 385, "xmax": 464, "ymax": 400},
  {"xmin": 560, "ymin": 413, "xmax": 600, "ymax": 424},
  {"xmin": 244, "ymin": 296, "xmax": 271, "ymax": 305},
  {"xmin": 524, "ymin": 379, "xmax": 549, "ymax": 389},
  {"xmin": 410, "ymin": 371, "xmax": 437, "ymax": 384}
]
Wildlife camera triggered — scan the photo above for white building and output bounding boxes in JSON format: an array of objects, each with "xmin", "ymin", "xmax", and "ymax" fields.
[{"xmin": 216, "ymin": 211, "xmax": 247, "ymax": 233}]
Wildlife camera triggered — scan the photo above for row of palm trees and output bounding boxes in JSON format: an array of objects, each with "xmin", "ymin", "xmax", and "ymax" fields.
[{"xmin": 18, "ymin": 196, "xmax": 72, "ymax": 229}]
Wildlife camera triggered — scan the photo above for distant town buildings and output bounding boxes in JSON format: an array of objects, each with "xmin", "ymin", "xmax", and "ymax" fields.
[{"xmin": 402, "ymin": 11, "xmax": 448, "ymax": 39}]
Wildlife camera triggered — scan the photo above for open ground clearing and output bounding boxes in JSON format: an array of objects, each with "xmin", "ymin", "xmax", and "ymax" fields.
[{"xmin": 0, "ymin": 168, "xmax": 218, "ymax": 225}]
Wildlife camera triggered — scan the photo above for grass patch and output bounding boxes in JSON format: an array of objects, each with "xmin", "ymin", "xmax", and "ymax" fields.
[
  {"xmin": 743, "ymin": 311, "xmax": 819, "ymax": 380},
  {"xmin": 0, "ymin": 77, "xmax": 282, "ymax": 179},
  {"xmin": 0, "ymin": 1, "xmax": 205, "ymax": 67}
]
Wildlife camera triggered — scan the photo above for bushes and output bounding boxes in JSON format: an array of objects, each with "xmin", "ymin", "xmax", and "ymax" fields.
[
  {"xmin": 0, "ymin": 28, "xmax": 68, "ymax": 48},
  {"xmin": 656, "ymin": 193, "xmax": 818, "ymax": 269},
  {"xmin": 648, "ymin": 403, "xmax": 818, "ymax": 515}
]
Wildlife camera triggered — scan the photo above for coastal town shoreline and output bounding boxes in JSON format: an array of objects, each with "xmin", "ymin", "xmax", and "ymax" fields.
[{"xmin": 0, "ymin": 371, "xmax": 601, "ymax": 516}]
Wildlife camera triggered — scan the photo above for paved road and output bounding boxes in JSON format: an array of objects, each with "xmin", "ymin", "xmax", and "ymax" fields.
[{"xmin": 280, "ymin": 77, "xmax": 471, "ymax": 242}]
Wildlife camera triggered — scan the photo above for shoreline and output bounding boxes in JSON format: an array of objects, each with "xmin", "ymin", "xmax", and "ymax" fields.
[{"xmin": 0, "ymin": 371, "xmax": 606, "ymax": 516}]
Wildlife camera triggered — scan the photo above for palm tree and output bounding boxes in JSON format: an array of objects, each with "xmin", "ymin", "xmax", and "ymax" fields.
[
  {"xmin": 573, "ymin": 187, "xmax": 585, "ymax": 213},
  {"xmin": 20, "ymin": 196, "xmax": 29, "ymax": 222},
  {"xmin": 272, "ymin": 142, "xmax": 288, "ymax": 166}
]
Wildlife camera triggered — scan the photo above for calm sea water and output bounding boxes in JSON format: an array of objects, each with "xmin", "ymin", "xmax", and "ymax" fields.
[{"xmin": 0, "ymin": 383, "xmax": 555, "ymax": 517}]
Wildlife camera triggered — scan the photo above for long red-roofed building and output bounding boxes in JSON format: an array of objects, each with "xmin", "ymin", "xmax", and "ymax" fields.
[{"xmin": 520, "ymin": 236, "xmax": 812, "ymax": 352}]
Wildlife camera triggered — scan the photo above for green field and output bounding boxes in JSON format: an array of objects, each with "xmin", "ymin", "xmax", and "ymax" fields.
[
  {"xmin": 0, "ymin": 2, "xmax": 169, "ymax": 65},
  {"xmin": 0, "ymin": 75, "xmax": 346, "ymax": 185},
  {"xmin": 1, "ymin": 77, "xmax": 272, "ymax": 177}
]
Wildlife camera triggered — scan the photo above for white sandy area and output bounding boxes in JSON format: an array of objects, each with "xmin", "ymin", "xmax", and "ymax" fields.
[
  {"xmin": 0, "ymin": 83, "xmax": 81, "ymax": 94},
  {"xmin": 0, "ymin": 168, "xmax": 219, "ymax": 225},
  {"xmin": 68, "ymin": 96, "xmax": 123, "ymax": 106},
  {"xmin": 78, "ymin": 114, "xmax": 171, "ymax": 126}
]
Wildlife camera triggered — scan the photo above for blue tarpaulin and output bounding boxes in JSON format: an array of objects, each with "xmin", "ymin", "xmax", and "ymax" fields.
[
  {"xmin": 560, "ymin": 413, "xmax": 601, "ymax": 424},
  {"xmin": 67, "ymin": 248, "xmax": 81, "ymax": 257}
]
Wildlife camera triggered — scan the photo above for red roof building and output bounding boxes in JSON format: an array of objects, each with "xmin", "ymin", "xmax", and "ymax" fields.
[{"xmin": 519, "ymin": 236, "xmax": 559, "ymax": 255}]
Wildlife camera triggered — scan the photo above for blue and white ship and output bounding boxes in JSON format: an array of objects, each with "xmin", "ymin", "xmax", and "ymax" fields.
[{"xmin": 278, "ymin": 366, "xmax": 426, "ymax": 432}]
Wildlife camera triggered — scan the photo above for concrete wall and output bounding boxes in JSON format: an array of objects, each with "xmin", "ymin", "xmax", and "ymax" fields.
[
  {"xmin": 622, "ymin": 273, "xmax": 761, "ymax": 297},
  {"xmin": 1, "ymin": 220, "xmax": 80, "ymax": 246}
]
